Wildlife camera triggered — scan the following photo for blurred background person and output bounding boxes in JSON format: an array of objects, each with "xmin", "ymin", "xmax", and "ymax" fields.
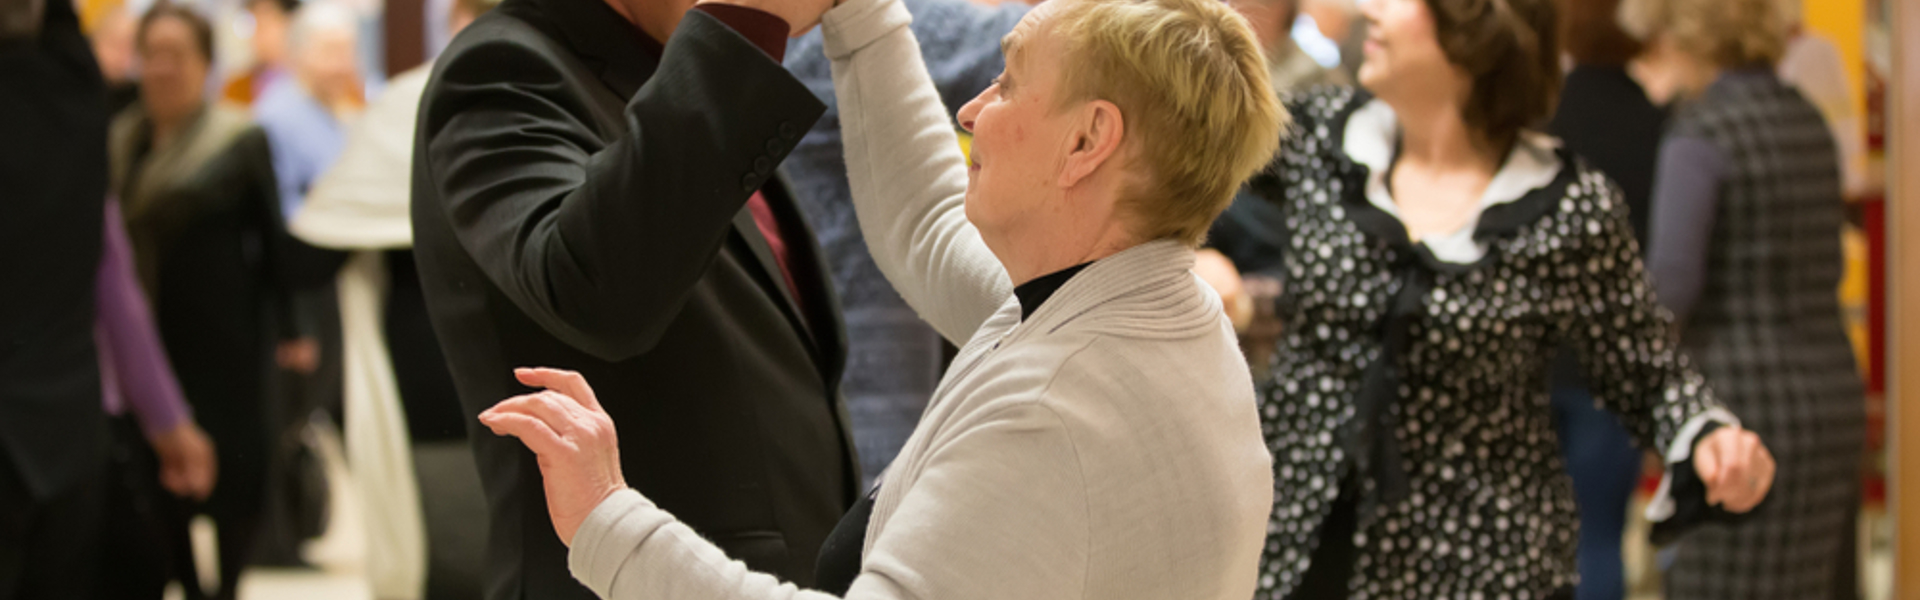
[
  {"xmin": 222, "ymin": 0, "xmax": 296, "ymax": 106},
  {"xmin": 94, "ymin": 197, "xmax": 221, "ymax": 600},
  {"xmin": 1243, "ymin": 0, "xmax": 1778, "ymax": 597},
  {"xmin": 257, "ymin": 0, "xmax": 362, "ymax": 222},
  {"xmin": 1622, "ymin": 0, "xmax": 1869, "ymax": 597},
  {"xmin": 291, "ymin": 0, "xmax": 496, "ymax": 596},
  {"xmin": 109, "ymin": 4, "xmax": 333, "ymax": 597},
  {"xmin": 0, "ymin": 0, "xmax": 114, "ymax": 597},
  {"xmin": 1541, "ymin": 0, "xmax": 1667, "ymax": 597},
  {"xmin": 252, "ymin": 1, "xmax": 364, "ymax": 569},
  {"xmin": 781, "ymin": 0, "xmax": 1029, "ymax": 489},
  {"xmin": 1230, "ymin": 0, "xmax": 1347, "ymax": 94},
  {"xmin": 1774, "ymin": 0, "xmax": 1872, "ymax": 201}
]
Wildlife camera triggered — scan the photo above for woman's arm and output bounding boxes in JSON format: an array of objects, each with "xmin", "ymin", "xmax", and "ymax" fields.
[
  {"xmin": 821, "ymin": 0, "xmax": 1013, "ymax": 345},
  {"xmin": 1558, "ymin": 175, "xmax": 1771, "ymax": 514},
  {"xmin": 482, "ymin": 369, "xmax": 1090, "ymax": 600},
  {"xmin": 1645, "ymin": 135, "xmax": 1725, "ymax": 325}
]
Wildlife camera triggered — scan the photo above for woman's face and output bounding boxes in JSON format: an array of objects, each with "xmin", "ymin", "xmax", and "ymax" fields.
[
  {"xmin": 954, "ymin": 2, "xmax": 1083, "ymax": 254},
  {"xmin": 138, "ymin": 16, "xmax": 210, "ymax": 126},
  {"xmin": 1356, "ymin": 0, "xmax": 1456, "ymax": 101}
]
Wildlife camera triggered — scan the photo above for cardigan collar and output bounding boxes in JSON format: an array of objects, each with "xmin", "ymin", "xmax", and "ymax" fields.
[{"xmin": 1007, "ymin": 239, "xmax": 1215, "ymax": 344}]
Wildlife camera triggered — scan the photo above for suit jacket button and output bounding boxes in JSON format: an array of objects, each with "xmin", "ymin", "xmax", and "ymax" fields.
[
  {"xmin": 779, "ymin": 121, "xmax": 797, "ymax": 140},
  {"xmin": 754, "ymin": 156, "xmax": 772, "ymax": 174},
  {"xmin": 742, "ymin": 174, "xmax": 758, "ymax": 192}
]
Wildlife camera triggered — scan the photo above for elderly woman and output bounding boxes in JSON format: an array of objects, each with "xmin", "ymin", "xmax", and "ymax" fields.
[
  {"xmin": 1619, "ymin": 0, "xmax": 1867, "ymax": 597},
  {"xmin": 1237, "ymin": 0, "xmax": 1778, "ymax": 598},
  {"xmin": 109, "ymin": 5, "xmax": 328, "ymax": 598},
  {"xmin": 476, "ymin": 0, "xmax": 1282, "ymax": 596}
]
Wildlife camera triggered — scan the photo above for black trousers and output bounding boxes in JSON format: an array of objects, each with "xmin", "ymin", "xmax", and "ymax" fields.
[
  {"xmin": 0, "ymin": 447, "xmax": 106, "ymax": 600},
  {"xmin": 94, "ymin": 417, "xmax": 262, "ymax": 600},
  {"xmin": 97, "ymin": 417, "xmax": 184, "ymax": 600}
]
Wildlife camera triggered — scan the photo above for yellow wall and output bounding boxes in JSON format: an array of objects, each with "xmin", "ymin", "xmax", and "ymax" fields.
[{"xmin": 1802, "ymin": 0, "xmax": 1868, "ymax": 118}]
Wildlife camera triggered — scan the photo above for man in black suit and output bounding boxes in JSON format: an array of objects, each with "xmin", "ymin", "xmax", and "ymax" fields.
[
  {"xmin": 409, "ymin": 0, "xmax": 856, "ymax": 596},
  {"xmin": 0, "ymin": 1, "xmax": 110, "ymax": 597}
]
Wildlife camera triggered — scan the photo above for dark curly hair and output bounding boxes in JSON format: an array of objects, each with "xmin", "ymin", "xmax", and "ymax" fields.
[{"xmin": 1424, "ymin": 0, "xmax": 1562, "ymax": 148}]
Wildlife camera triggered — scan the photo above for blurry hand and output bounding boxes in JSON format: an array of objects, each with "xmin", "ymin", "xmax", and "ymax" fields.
[
  {"xmin": 697, "ymin": 0, "xmax": 836, "ymax": 37},
  {"xmin": 277, "ymin": 338, "xmax": 320, "ymax": 374},
  {"xmin": 1194, "ymin": 249, "xmax": 1252, "ymax": 332},
  {"xmin": 1693, "ymin": 425, "xmax": 1775, "ymax": 513},
  {"xmin": 151, "ymin": 422, "xmax": 218, "ymax": 500},
  {"xmin": 480, "ymin": 368, "xmax": 628, "ymax": 547}
]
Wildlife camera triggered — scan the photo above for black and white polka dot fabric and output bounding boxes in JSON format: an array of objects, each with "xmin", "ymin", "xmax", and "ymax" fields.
[{"xmin": 1250, "ymin": 87, "xmax": 1728, "ymax": 599}]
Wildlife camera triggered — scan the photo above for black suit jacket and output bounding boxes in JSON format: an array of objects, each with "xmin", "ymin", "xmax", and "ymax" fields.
[
  {"xmin": 410, "ymin": 0, "xmax": 856, "ymax": 597},
  {"xmin": 0, "ymin": 0, "xmax": 107, "ymax": 502}
]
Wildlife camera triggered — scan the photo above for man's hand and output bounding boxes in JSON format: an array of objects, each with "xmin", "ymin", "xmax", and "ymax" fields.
[
  {"xmin": 151, "ymin": 422, "xmax": 218, "ymax": 500},
  {"xmin": 1693, "ymin": 425, "xmax": 1775, "ymax": 513},
  {"xmin": 480, "ymin": 368, "xmax": 629, "ymax": 547},
  {"xmin": 697, "ymin": 0, "xmax": 836, "ymax": 37}
]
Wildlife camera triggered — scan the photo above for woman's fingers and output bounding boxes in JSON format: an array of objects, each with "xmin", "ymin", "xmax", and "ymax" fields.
[
  {"xmin": 480, "ymin": 409, "xmax": 571, "ymax": 458},
  {"xmin": 517, "ymin": 367, "xmax": 604, "ymax": 412},
  {"xmin": 1723, "ymin": 433, "xmax": 1775, "ymax": 513},
  {"xmin": 1694, "ymin": 431, "xmax": 1725, "ymax": 504}
]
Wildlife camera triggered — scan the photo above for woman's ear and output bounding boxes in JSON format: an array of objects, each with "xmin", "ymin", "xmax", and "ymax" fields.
[{"xmin": 1057, "ymin": 100, "xmax": 1126, "ymax": 188}]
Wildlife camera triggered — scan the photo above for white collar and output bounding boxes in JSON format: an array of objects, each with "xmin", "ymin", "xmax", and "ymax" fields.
[{"xmin": 1341, "ymin": 99, "xmax": 1564, "ymax": 264}]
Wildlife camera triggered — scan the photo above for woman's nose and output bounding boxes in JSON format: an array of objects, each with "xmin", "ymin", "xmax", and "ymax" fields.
[{"xmin": 957, "ymin": 96, "xmax": 984, "ymax": 133}]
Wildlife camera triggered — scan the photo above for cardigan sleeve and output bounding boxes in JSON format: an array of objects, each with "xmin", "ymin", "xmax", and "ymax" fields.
[
  {"xmin": 1554, "ymin": 175, "xmax": 1737, "ymax": 462},
  {"xmin": 1646, "ymin": 135, "xmax": 1725, "ymax": 325},
  {"xmin": 820, "ymin": 0, "xmax": 1014, "ymax": 346},
  {"xmin": 568, "ymin": 402, "xmax": 1090, "ymax": 600}
]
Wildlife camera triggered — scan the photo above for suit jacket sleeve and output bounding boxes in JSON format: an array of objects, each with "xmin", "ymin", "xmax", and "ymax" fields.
[{"xmin": 421, "ymin": 11, "xmax": 825, "ymax": 361}]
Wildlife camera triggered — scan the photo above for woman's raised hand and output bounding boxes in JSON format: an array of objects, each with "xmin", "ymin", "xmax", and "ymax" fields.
[{"xmin": 480, "ymin": 367, "xmax": 629, "ymax": 547}]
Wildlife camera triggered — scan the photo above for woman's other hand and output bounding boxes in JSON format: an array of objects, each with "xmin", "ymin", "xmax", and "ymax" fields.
[
  {"xmin": 1195, "ymin": 249, "xmax": 1253, "ymax": 332},
  {"xmin": 1693, "ymin": 425, "xmax": 1776, "ymax": 513},
  {"xmin": 480, "ymin": 367, "xmax": 629, "ymax": 547}
]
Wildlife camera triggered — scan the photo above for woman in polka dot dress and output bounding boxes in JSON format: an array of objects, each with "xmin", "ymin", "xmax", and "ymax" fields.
[{"xmin": 1239, "ymin": 0, "xmax": 1779, "ymax": 598}]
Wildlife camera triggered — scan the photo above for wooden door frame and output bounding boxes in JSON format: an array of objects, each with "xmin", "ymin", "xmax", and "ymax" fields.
[{"xmin": 1890, "ymin": 0, "xmax": 1920, "ymax": 593}]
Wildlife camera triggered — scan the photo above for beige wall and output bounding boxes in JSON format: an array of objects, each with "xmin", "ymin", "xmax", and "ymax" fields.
[{"xmin": 1893, "ymin": 0, "xmax": 1920, "ymax": 594}]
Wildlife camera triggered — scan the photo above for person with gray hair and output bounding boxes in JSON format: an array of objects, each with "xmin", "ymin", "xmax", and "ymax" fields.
[
  {"xmin": 257, "ymin": 0, "xmax": 363, "ymax": 219},
  {"xmin": 1622, "ymin": 0, "xmax": 1868, "ymax": 596}
]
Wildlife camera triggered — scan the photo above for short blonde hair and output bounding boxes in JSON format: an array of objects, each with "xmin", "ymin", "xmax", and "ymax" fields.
[
  {"xmin": 1010, "ymin": 0, "xmax": 1286, "ymax": 247},
  {"xmin": 1618, "ymin": 0, "xmax": 1788, "ymax": 67}
]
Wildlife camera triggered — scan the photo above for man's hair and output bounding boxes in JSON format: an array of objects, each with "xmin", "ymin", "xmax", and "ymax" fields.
[
  {"xmin": 137, "ymin": 2, "xmax": 216, "ymax": 63},
  {"xmin": 1618, "ymin": 0, "xmax": 1788, "ymax": 67},
  {"xmin": 1424, "ymin": 0, "xmax": 1562, "ymax": 151},
  {"xmin": 1009, "ymin": 0, "xmax": 1287, "ymax": 247}
]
